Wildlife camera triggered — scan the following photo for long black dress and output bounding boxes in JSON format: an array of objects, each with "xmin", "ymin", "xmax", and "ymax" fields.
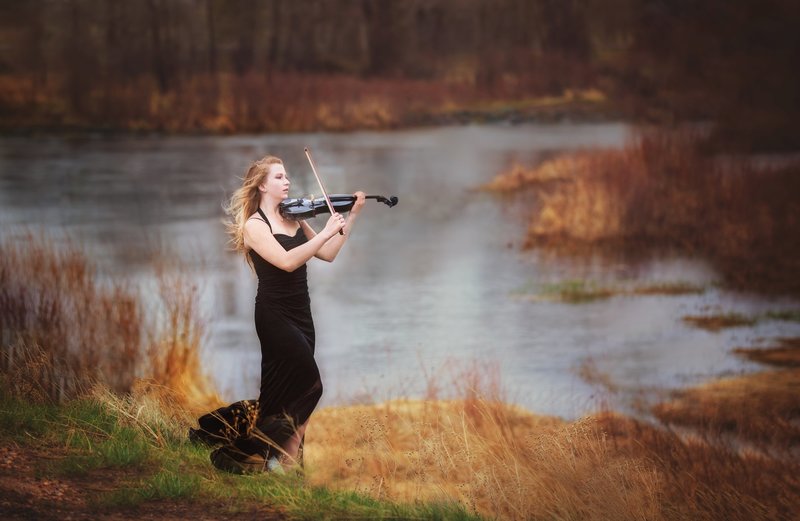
[{"xmin": 192, "ymin": 207, "xmax": 323, "ymax": 471}]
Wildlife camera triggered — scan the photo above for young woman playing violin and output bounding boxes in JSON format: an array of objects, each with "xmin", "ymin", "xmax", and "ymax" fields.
[{"xmin": 191, "ymin": 155, "xmax": 365, "ymax": 474}]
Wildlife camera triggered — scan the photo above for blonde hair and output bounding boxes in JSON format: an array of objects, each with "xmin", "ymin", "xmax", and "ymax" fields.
[{"xmin": 222, "ymin": 155, "xmax": 283, "ymax": 268}]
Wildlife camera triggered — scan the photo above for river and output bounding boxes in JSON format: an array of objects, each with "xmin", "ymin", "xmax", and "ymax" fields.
[{"xmin": 2, "ymin": 123, "xmax": 798, "ymax": 419}]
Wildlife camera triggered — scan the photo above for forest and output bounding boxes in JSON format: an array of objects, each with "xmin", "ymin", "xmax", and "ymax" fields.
[{"xmin": 1, "ymin": 0, "xmax": 798, "ymax": 149}]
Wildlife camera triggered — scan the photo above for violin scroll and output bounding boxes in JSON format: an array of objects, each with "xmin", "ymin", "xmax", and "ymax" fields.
[{"xmin": 375, "ymin": 195, "xmax": 399, "ymax": 208}]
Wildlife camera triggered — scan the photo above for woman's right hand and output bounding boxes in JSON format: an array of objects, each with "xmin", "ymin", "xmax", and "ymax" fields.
[{"xmin": 322, "ymin": 212, "xmax": 346, "ymax": 238}]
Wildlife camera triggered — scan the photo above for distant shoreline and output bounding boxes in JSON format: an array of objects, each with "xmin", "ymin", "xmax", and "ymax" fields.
[{"xmin": 0, "ymin": 97, "xmax": 622, "ymax": 138}]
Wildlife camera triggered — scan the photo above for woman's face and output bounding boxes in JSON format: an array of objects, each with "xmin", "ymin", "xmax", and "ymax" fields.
[{"xmin": 261, "ymin": 164, "xmax": 290, "ymax": 200}]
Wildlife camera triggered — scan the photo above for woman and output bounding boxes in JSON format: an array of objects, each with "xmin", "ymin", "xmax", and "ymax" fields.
[{"xmin": 192, "ymin": 155, "xmax": 365, "ymax": 473}]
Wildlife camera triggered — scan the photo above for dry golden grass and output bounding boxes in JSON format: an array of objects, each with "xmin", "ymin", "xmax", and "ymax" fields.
[
  {"xmin": 681, "ymin": 313, "xmax": 759, "ymax": 332},
  {"xmin": 481, "ymin": 156, "xmax": 584, "ymax": 193},
  {"xmin": 306, "ymin": 399, "xmax": 664, "ymax": 520},
  {"xmin": 594, "ymin": 412, "xmax": 799, "ymax": 521},
  {"xmin": 0, "ymin": 233, "xmax": 141, "ymax": 399},
  {"xmin": 0, "ymin": 232, "xmax": 218, "ymax": 410},
  {"xmin": 304, "ymin": 378, "xmax": 799, "ymax": 519},
  {"xmin": 734, "ymin": 337, "xmax": 800, "ymax": 367},
  {"xmin": 484, "ymin": 130, "xmax": 800, "ymax": 295},
  {"xmin": 301, "ymin": 359, "xmax": 799, "ymax": 520},
  {"xmin": 652, "ymin": 368, "xmax": 800, "ymax": 448}
]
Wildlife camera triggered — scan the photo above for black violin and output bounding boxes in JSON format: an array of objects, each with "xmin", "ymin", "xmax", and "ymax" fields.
[{"xmin": 279, "ymin": 194, "xmax": 398, "ymax": 221}]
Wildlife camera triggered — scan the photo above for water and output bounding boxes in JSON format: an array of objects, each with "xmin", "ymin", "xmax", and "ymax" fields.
[{"xmin": 2, "ymin": 124, "xmax": 798, "ymax": 419}]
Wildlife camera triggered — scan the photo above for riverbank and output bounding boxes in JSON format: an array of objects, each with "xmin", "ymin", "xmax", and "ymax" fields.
[
  {"xmin": 2, "ymin": 358, "xmax": 797, "ymax": 521},
  {"xmin": 0, "ymin": 389, "xmax": 476, "ymax": 521}
]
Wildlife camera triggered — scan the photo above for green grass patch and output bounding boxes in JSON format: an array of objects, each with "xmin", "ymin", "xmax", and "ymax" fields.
[
  {"xmin": 539, "ymin": 279, "xmax": 616, "ymax": 303},
  {"xmin": 764, "ymin": 309, "xmax": 800, "ymax": 323},
  {"xmin": 513, "ymin": 279, "xmax": 707, "ymax": 304},
  {"xmin": 215, "ymin": 470, "xmax": 479, "ymax": 521},
  {"xmin": 631, "ymin": 282, "xmax": 706, "ymax": 295},
  {"xmin": 49, "ymin": 424, "xmax": 151, "ymax": 477},
  {"xmin": 132, "ymin": 468, "xmax": 202, "ymax": 502},
  {"xmin": 0, "ymin": 394, "xmax": 59, "ymax": 439},
  {"xmin": 0, "ymin": 388, "xmax": 482, "ymax": 521}
]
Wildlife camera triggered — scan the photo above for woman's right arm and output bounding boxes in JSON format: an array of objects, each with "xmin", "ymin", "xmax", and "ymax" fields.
[{"xmin": 244, "ymin": 214, "xmax": 345, "ymax": 272}]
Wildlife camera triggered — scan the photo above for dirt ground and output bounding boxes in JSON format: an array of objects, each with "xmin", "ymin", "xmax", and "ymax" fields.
[{"xmin": 0, "ymin": 444, "xmax": 285, "ymax": 521}]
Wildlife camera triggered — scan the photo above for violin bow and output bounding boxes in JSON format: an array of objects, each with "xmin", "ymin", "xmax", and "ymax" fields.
[{"xmin": 304, "ymin": 146, "xmax": 344, "ymax": 235}]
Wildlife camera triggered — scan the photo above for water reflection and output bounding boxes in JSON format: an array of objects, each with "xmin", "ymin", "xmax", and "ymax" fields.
[{"xmin": 2, "ymin": 124, "xmax": 798, "ymax": 419}]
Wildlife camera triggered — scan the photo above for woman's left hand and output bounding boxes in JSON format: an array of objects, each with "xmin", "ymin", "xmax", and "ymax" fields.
[{"xmin": 352, "ymin": 191, "xmax": 366, "ymax": 214}]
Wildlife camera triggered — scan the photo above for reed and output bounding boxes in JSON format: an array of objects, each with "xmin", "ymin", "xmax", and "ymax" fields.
[
  {"xmin": 485, "ymin": 129, "xmax": 800, "ymax": 295},
  {"xmin": 305, "ymin": 358, "xmax": 799, "ymax": 520},
  {"xmin": 654, "ymin": 337, "xmax": 800, "ymax": 450},
  {"xmin": 0, "ymin": 232, "xmax": 217, "ymax": 408},
  {"xmin": 305, "ymin": 362, "xmax": 663, "ymax": 520},
  {"xmin": 733, "ymin": 337, "xmax": 800, "ymax": 367},
  {"xmin": 0, "ymin": 233, "xmax": 141, "ymax": 400},
  {"xmin": 681, "ymin": 313, "xmax": 759, "ymax": 331}
]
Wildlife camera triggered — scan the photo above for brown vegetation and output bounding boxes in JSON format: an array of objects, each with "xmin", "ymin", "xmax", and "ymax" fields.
[
  {"xmin": 0, "ymin": 232, "xmax": 217, "ymax": 408},
  {"xmin": 653, "ymin": 369, "xmax": 800, "ymax": 448},
  {"xmin": 306, "ymin": 377, "xmax": 800, "ymax": 520},
  {"xmin": 734, "ymin": 337, "xmax": 800, "ymax": 368},
  {"xmin": 681, "ymin": 313, "xmax": 759, "ymax": 332},
  {"xmin": 654, "ymin": 336, "xmax": 800, "ymax": 451},
  {"xmin": 0, "ymin": 71, "xmax": 610, "ymax": 134},
  {"xmin": 485, "ymin": 130, "xmax": 800, "ymax": 295}
]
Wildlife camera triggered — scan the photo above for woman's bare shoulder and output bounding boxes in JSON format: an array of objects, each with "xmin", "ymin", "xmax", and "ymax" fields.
[{"xmin": 246, "ymin": 213, "xmax": 267, "ymax": 226}]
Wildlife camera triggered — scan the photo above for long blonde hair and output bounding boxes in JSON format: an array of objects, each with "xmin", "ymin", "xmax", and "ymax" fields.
[{"xmin": 223, "ymin": 155, "xmax": 283, "ymax": 267}]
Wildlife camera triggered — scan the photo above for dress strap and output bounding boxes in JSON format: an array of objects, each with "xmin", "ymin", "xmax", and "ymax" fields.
[{"xmin": 256, "ymin": 207, "xmax": 272, "ymax": 231}]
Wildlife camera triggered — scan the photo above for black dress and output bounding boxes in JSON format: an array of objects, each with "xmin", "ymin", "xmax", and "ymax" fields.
[{"xmin": 192, "ymin": 207, "xmax": 323, "ymax": 470}]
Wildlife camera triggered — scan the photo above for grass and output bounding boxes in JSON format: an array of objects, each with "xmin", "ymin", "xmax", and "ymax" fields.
[
  {"xmin": 653, "ymin": 337, "xmax": 800, "ymax": 450},
  {"xmin": 513, "ymin": 279, "xmax": 706, "ymax": 304},
  {"xmin": 0, "ymin": 232, "xmax": 219, "ymax": 407},
  {"xmin": 539, "ymin": 279, "xmax": 617, "ymax": 303},
  {"xmin": 765, "ymin": 309, "xmax": 800, "ymax": 322},
  {"xmin": 652, "ymin": 367, "xmax": 800, "ymax": 448},
  {"xmin": 4, "ymin": 351, "xmax": 800, "ymax": 521},
  {"xmin": 682, "ymin": 309, "xmax": 800, "ymax": 331},
  {"xmin": 681, "ymin": 313, "xmax": 759, "ymax": 331},
  {"xmin": 733, "ymin": 337, "xmax": 800, "ymax": 367},
  {"xmin": 4, "ymin": 379, "xmax": 799, "ymax": 520},
  {"xmin": 483, "ymin": 129, "xmax": 800, "ymax": 296},
  {"xmin": 0, "ymin": 387, "xmax": 481, "ymax": 519}
]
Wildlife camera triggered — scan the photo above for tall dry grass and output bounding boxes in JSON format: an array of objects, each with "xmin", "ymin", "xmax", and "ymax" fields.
[
  {"xmin": 485, "ymin": 130, "xmax": 800, "ymax": 295},
  {"xmin": 307, "ymin": 399, "xmax": 662, "ymax": 520},
  {"xmin": 305, "ymin": 361, "xmax": 799, "ymax": 520},
  {"xmin": 0, "ymin": 232, "xmax": 217, "ymax": 408},
  {"xmin": 595, "ymin": 412, "xmax": 799, "ymax": 521}
]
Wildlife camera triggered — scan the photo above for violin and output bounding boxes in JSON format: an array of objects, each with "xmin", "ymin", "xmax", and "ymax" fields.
[{"xmin": 279, "ymin": 194, "xmax": 399, "ymax": 221}]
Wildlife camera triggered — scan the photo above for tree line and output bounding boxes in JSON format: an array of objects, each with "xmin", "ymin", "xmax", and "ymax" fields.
[{"xmin": 1, "ymin": 0, "xmax": 797, "ymax": 148}]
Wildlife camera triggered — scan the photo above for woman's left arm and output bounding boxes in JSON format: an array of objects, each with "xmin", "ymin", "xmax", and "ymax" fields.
[{"xmin": 301, "ymin": 191, "xmax": 366, "ymax": 262}]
